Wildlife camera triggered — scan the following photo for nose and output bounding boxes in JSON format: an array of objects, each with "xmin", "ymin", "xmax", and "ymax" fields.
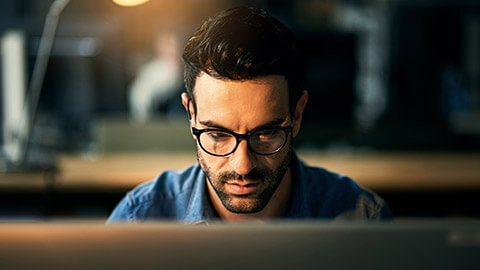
[{"xmin": 229, "ymin": 139, "xmax": 257, "ymax": 176}]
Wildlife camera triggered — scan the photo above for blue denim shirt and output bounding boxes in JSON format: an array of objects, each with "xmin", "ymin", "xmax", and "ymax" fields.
[{"xmin": 107, "ymin": 154, "xmax": 392, "ymax": 223}]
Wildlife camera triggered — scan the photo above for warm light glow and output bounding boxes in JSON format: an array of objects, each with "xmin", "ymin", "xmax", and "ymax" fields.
[{"xmin": 112, "ymin": 0, "xmax": 150, "ymax": 7}]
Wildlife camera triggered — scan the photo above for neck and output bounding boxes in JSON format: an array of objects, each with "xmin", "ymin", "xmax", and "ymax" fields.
[{"xmin": 207, "ymin": 168, "xmax": 292, "ymax": 223}]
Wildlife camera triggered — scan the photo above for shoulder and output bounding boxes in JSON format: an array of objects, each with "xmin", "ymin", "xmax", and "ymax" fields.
[
  {"xmin": 297, "ymin": 159, "xmax": 392, "ymax": 220},
  {"xmin": 107, "ymin": 164, "xmax": 203, "ymax": 223},
  {"xmin": 128, "ymin": 165, "xmax": 202, "ymax": 204}
]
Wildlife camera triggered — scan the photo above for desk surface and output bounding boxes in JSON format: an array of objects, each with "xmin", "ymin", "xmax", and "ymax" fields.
[{"xmin": 2, "ymin": 151, "xmax": 480, "ymax": 192}]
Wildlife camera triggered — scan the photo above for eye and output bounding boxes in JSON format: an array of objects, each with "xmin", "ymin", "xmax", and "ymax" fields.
[
  {"xmin": 206, "ymin": 131, "xmax": 232, "ymax": 141},
  {"xmin": 254, "ymin": 129, "xmax": 280, "ymax": 139}
]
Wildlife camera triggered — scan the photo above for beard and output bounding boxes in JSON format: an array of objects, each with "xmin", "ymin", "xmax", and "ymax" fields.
[{"xmin": 197, "ymin": 144, "xmax": 292, "ymax": 214}]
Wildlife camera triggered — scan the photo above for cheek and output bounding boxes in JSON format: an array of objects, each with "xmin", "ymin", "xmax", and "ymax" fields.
[
  {"xmin": 266, "ymin": 140, "xmax": 292, "ymax": 168},
  {"xmin": 198, "ymin": 148, "xmax": 228, "ymax": 173},
  {"xmin": 265, "ymin": 155, "xmax": 284, "ymax": 170}
]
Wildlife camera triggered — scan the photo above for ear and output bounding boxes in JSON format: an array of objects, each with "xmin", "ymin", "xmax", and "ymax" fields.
[
  {"xmin": 181, "ymin": 92, "xmax": 194, "ymax": 121},
  {"xmin": 292, "ymin": 90, "xmax": 308, "ymax": 138}
]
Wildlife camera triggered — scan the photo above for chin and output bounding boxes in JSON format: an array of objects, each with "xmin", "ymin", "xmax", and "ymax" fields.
[{"xmin": 222, "ymin": 197, "xmax": 267, "ymax": 214}]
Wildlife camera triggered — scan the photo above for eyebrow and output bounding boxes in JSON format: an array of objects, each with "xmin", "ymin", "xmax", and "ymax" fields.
[{"xmin": 198, "ymin": 117, "xmax": 289, "ymax": 131}]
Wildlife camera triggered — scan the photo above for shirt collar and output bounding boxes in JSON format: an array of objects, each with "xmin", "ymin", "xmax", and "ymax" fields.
[
  {"xmin": 183, "ymin": 165, "xmax": 218, "ymax": 224},
  {"xmin": 286, "ymin": 153, "xmax": 313, "ymax": 218}
]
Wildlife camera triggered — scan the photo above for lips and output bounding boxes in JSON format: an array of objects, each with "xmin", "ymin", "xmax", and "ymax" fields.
[{"xmin": 225, "ymin": 182, "xmax": 260, "ymax": 195}]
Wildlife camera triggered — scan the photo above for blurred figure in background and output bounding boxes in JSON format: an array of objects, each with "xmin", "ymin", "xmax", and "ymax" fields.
[{"xmin": 129, "ymin": 28, "xmax": 184, "ymax": 122}]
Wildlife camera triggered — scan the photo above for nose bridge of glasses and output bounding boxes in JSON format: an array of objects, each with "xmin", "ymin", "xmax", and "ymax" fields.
[
  {"xmin": 229, "ymin": 132, "xmax": 261, "ymax": 157},
  {"xmin": 235, "ymin": 132, "xmax": 250, "ymax": 142}
]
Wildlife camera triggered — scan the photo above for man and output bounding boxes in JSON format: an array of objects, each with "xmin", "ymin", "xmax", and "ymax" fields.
[{"xmin": 107, "ymin": 6, "xmax": 392, "ymax": 223}]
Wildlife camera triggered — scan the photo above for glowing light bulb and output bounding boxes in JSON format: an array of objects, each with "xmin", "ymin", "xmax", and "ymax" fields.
[{"xmin": 112, "ymin": 0, "xmax": 150, "ymax": 7}]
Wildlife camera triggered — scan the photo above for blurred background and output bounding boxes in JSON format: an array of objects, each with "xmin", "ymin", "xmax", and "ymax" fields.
[{"xmin": 1, "ymin": 0, "xmax": 480, "ymax": 221}]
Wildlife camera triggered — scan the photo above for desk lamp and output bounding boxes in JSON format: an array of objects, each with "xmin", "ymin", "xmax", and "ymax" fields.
[{"xmin": 1, "ymin": 0, "xmax": 149, "ymax": 172}]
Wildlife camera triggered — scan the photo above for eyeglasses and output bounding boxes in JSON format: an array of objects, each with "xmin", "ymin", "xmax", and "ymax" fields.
[{"xmin": 192, "ymin": 124, "xmax": 293, "ymax": 157}]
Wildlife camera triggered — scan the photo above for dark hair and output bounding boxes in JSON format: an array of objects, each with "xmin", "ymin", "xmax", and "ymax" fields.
[{"xmin": 182, "ymin": 6, "xmax": 304, "ymax": 116}]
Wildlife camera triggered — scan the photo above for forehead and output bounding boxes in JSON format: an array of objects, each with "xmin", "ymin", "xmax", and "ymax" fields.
[{"xmin": 193, "ymin": 73, "xmax": 290, "ymax": 131}]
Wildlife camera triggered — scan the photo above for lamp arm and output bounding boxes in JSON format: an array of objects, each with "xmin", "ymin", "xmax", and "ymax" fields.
[{"xmin": 18, "ymin": 0, "xmax": 71, "ymax": 164}]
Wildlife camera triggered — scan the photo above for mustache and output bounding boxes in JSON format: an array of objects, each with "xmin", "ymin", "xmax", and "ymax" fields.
[{"xmin": 218, "ymin": 168, "xmax": 268, "ymax": 183}]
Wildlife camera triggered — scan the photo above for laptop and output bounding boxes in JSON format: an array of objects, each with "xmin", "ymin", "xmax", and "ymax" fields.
[{"xmin": 0, "ymin": 221, "xmax": 479, "ymax": 270}]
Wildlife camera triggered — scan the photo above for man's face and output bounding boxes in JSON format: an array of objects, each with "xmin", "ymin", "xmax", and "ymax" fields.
[{"xmin": 190, "ymin": 73, "xmax": 295, "ymax": 214}]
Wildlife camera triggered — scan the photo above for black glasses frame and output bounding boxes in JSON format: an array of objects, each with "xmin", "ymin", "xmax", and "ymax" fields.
[{"xmin": 192, "ymin": 124, "xmax": 293, "ymax": 157}]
